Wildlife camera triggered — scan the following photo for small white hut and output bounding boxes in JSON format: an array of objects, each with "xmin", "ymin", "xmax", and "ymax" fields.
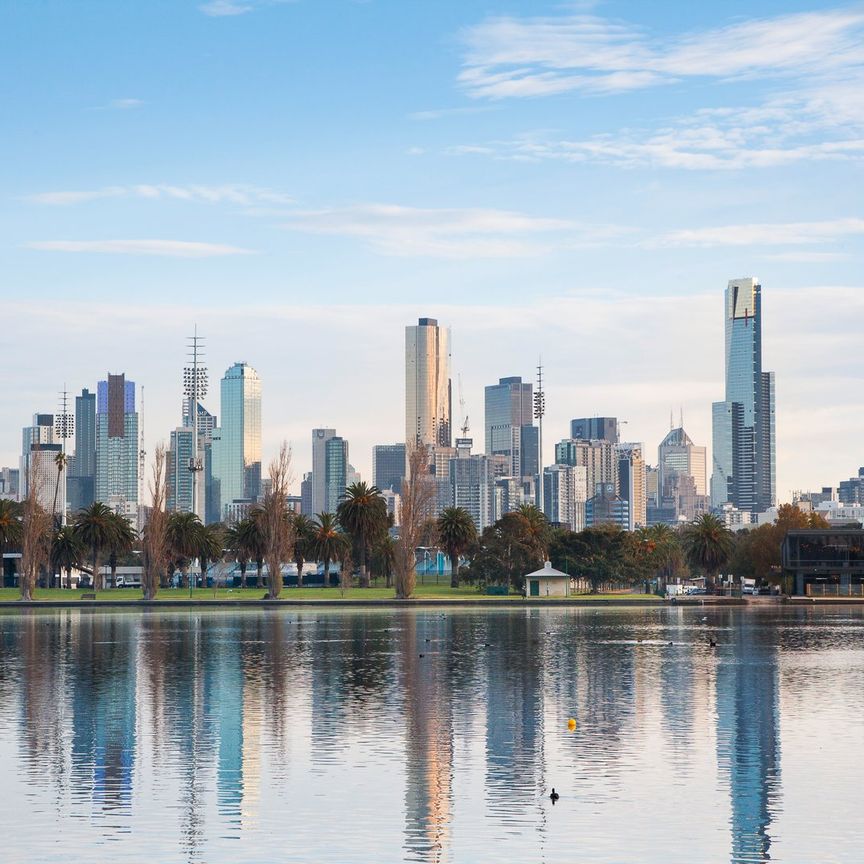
[{"xmin": 525, "ymin": 561, "xmax": 571, "ymax": 598}]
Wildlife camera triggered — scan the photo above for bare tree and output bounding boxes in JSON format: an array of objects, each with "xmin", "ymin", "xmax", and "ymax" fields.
[
  {"xmin": 262, "ymin": 442, "xmax": 295, "ymax": 600},
  {"xmin": 394, "ymin": 444, "xmax": 435, "ymax": 600},
  {"xmin": 142, "ymin": 445, "xmax": 169, "ymax": 601},
  {"xmin": 21, "ymin": 450, "xmax": 51, "ymax": 600}
]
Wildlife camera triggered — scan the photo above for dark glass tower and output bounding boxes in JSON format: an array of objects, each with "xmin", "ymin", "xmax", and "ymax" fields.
[{"xmin": 711, "ymin": 279, "xmax": 776, "ymax": 512}]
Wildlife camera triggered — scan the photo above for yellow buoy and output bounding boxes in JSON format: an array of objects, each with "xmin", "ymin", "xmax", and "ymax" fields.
[{"xmin": 567, "ymin": 718, "xmax": 576, "ymax": 732}]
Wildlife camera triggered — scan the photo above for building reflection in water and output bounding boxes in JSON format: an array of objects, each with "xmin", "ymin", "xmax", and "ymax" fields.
[
  {"xmin": 716, "ymin": 614, "xmax": 781, "ymax": 863},
  {"xmin": 401, "ymin": 611, "xmax": 454, "ymax": 864}
]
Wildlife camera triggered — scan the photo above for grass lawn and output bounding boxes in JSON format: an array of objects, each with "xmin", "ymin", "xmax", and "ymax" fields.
[{"xmin": 0, "ymin": 585, "xmax": 662, "ymax": 603}]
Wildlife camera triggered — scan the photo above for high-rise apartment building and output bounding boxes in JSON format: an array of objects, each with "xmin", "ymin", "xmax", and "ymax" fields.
[
  {"xmin": 839, "ymin": 469, "xmax": 864, "ymax": 505},
  {"xmin": 373, "ymin": 443, "xmax": 406, "ymax": 492},
  {"xmin": 586, "ymin": 483, "xmax": 630, "ymax": 530},
  {"xmin": 324, "ymin": 435, "xmax": 349, "ymax": 514},
  {"xmin": 711, "ymin": 279, "xmax": 776, "ymax": 513},
  {"xmin": 405, "ymin": 318, "xmax": 451, "ymax": 449},
  {"xmin": 555, "ymin": 438, "xmax": 618, "ymax": 497},
  {"xmin": 450, "ymin": 453, "xmax": 495, "ymax": 532},
  {"xmin": 20, "ymin": 414, "xmax": 61, "ymax": 510},
  {"xmin": 570, "ymin": 417, "xmax": 618, "ymax": 444},
  {"xmin": 543, "ymin": 464, "xmax": 588, "ymax": 531},
  {"xmin": 211, "ymin": 362, "xmax": 261, "ymax": 520},
  {"xmin": 484, "ymin": 376, "xmax": 538, "ymax": 479},
  {"xmin": 616, "ymin": 443, "xmax": 646, "ymax": 531},
  {"xmin": 311, "ymin": 428, "xmax": 336, "ymax": 514},
  {"xmin": 95, "ymin": 374, "xmax": 140, "ymax": 520},
  {"xmin": 0, "ymin": 467, "xmax": 19, "ymax": 500},
  {"xmin": 68, "ymin": 388, "xmax": 96, "ymax": 513},
  {"xmin": 167, "ymin": 427, "xmax": 195, "ymax": 514}
]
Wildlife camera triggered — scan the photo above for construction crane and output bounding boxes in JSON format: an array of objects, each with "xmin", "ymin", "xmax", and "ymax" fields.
[{"xmin": 458, "ymin": 374, "xmax": 469, "ymax": 437}]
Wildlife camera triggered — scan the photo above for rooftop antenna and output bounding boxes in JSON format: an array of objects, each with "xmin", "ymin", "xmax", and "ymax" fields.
[
  {"xmin": 139, "ymin": 385, "xmax": 146, "ymax": 525},
  {"xmin": 457, "ymin": 373, "xmax": 469, "ymax": 437},
  {"xmin": 680, "ymin": 405, "xmax": 684, "ymax": 430},
  {"xmin": 670, "ymin": 408, "xmax": 674, "ymax": 431}
]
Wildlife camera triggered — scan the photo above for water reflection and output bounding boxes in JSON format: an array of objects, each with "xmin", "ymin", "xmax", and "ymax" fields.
[{"xmin": 0, "ymin": 607, "xmax": 861, "ymax": 863}]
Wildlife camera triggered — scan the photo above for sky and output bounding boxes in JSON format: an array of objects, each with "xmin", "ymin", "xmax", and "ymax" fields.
[{"xmin": 1, "ymin": 0, "xmax": 862, "ymax": 499}]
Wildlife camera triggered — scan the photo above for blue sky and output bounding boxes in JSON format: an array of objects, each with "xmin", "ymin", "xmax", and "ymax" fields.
[{"xmin": 2, "ymin": 0, "xmax": 862, "ymax": 496}]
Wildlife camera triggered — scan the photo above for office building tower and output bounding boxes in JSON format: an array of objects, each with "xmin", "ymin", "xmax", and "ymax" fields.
[
  {"xmin": 311, "ymin": 428, "xmax": 336, "ymax": 513},
  {"xmin": 0, "ymin": 467, "xmax": 19, "ymax": 500},
  {"xmin": 373, "ymin": 443, "xmax": 407, "ymax": 493},
  {"xmin": 300, "ymin": 473, "xmax": 313, "ymax": 516},
  {"xmin": 570, "ymin": 417, "xmax": 618, "ymax": 444},
  {"xmin": 450, "ymin": 453, "xmax": 495, "ymax": 532},
  {"xmin": 657, "ymin": 424, "xmax": 708, "ymax": 524},
  {"xmin": 543, "ymin": 464, "xmax": 588, "ymax": 532},
  {"xmin": 645, "ymin": 465, "xmax": 659, "ymax": 509},
  {"xmin": 405, "ymin": 317, "xmax": 451, "ymax": 448},
  {"xmin": 167, "ymin": 427, "xmax": 195, "ymax": 514},
  {"xmin": 211, "ymin": 362, "xmax": 262, "ymax": 520},
  {"xmin": 484, "ymin": 377, "xmax": 538, "ymax": 478},
  {"xmin": 555, "ymin": 438, "xmax": 618, "ymax": 497},
  {"xmin": 586, "ymin": 483, "xmax": 630, "ymax": 530},
  {"xmin": 68, "ymin": 388, "xmax": 96, "ymax": 513},
  {"xmin": 616, "ymin": 443, "xmax": 646, "ymax": 530},
  {"xmin": 323, "ymin": 436, "xmax": 349, "ymax": 514},
  {"xmin": 429, "ymin": 445, "xmax": 457, "ymax": 514},
  {"xmin": 95, "ymin": 374, "xmax": 140, "ymax": 520},
  {"xmin": 20, "ymin": 413, "xmax": 62, "ymax": 510},
  {"xmin": 839, "ymin": 469, "xmax": 864, "ymax": 505},
  {"xmin": 711, "ymin": 278, "xmax": 776, "ymax": 513}
]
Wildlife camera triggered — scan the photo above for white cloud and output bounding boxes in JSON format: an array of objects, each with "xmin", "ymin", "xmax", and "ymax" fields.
[
  {"xmin": 459, "ymin": 8, "xmax": 864, "ymax": 98},
  {"xmin": 25, "ymin": 240, "xmax": 255, "ymax": 258},
  {"xmin": 102, "ymin": 98, "xmax": 143, "ymax": 110},
  {"xmin": 651, "ymin": 218, "xmax": 864, "ymax": 248},
  {"xmin": 199, "ymin": 0, "xmax": 254, "ymax": 16},
  {"xmin": 280, "ymin": 203, "xmax": 625, "ymax": 258},
  {"xmin": 27, "ymin": 183, "xmax": 294, "ymax": 206},
  {"xmin": 408, "ymin": 106, "xmax": 497, "ymax": 121}
]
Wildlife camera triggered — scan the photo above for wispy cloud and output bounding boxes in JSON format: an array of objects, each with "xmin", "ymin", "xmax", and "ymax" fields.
[
  {"xmin": 94, "ymin": 97, "xmax": 143, "ymax": 110},
  {"xmin": 25, "ymin": 240, "xmax": 255, "ymax": 258},
  {"xmin": 459, "ymin": 8, "xmax": 864, "ymax": 98},
  {"xmin": 280, "ymin": 203, "xmax": 624, "ymax": 258},
  {"xmin": 27, "ymin": 183, "xmax": 294, "ymax": 206},
  {"xmin": 408, "ymin": 106, "xmax": 497, "ymax": 121},
  {"xmin": 199, "ymin": 0, "xmax": 294, "ymax": 16},
  {"xmin": 650, "ymin": 217, "xmax": 864, "ymax": 248}
]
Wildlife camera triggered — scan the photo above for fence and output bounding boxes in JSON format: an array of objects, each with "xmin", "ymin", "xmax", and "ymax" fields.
[{"xmin": 805, "ymin": 582, "xmax": 864, "ymax": 597}]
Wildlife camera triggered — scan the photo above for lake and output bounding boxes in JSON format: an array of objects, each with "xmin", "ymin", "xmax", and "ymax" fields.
[{"xmin": 0, "ymin": 606, "xmax": 861, "ymax": 863}]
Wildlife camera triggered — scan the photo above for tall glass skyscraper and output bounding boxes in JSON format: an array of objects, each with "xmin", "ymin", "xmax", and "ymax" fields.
[
  {"xmin": 484, "ymin": 377, "xmax": 538, "ymax": 479},
  {"xmin": 711, "ymin": 278, "xmax": 776, "ymax": 513},
  {"xmin": 405, "ymin": 318, "xmax": 451, "ymax": 448},
  {"xmin": 212, "ymin": 362, "xmax": 262, "ymax": 520},
  {"xmin": 95, "ymin": 374, "xmax": 139, "ymax": 518},
  {"xmin": 68, "ymin": 388, "xmax": 96, "ymax": 512}
]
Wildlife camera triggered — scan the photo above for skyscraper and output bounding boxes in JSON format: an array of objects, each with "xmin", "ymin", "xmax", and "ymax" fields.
[
  {"xmin": 555, "ymin": 438, "xmax": 618, "ymax": 497},
  {"xmin": 450, "ymin": 452, "xmax": 495, "ymax": 532},
  {"xmin": 405, "ymin": 318, "xmax": 451, "ymax": 449},
  {"xmin": 657, "ymin": 424, "xmax": 708, "ymax": 523},
  {"xmin": 211, "ymin": 362, "xmax": 261, "ymax": 520},
  {"xmin": 542, "ymin": 464, "xmax": 588, "ymax": 531},
  {"xmin": 711, "ymin": 278, "xmax": 776, "ymax": 513},
  {"xmin": 373, "ymin": 443, "xmax": 406, "ymax": 492},
  {"xmin": 570, "ymin": 417, "xmax": 618, "ymax": 444},
  {"xmin": 484, "ymin": 377, "xmax": 538, "ymax": 478},
  {"xmin": 68, "ymin": 388, "xmax": 96, "ymax": 512},
  {"xmin": 616, "ymin": 443, "xmax": 646, "ymax": 530},
  {"xmin": 20, "ymin": 413, "xmax": 61, "ymax": 510},
  {"xmin": 95, "ymin": 374, "xmax": 140, "ymax": 519},
  {"xmin": 311, "ymin": 428, "xmax": 336, "ymax": 514},
  {"xmin": 323, "ymin": 435, "xmax": 349, "ymax": 514}
]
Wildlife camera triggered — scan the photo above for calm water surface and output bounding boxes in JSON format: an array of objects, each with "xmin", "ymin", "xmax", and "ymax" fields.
[{"xmin": 0, "ymin": 606, "xmax": 861, "ymax": 863}]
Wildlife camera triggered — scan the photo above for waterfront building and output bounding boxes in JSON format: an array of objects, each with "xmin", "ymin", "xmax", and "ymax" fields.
[
  {"xmin": 542, "ymin": 464, "xmax": 588, "ymax": 531},
  {"xmin": 95, "ymin": 374, "xmax": 140, "ymax": 521},
  {"xmin": 617, "ymin": 443, "xmax": 646, "ymax": 530},
  {"xmin": 373, "ymin": 443, "xmax": 406, "ymax": 492},
  {"xmin": 405, "ymin": 317, "xmax": 451, "ymax": 448},
  {"xmin": 211, "ymin": 362, "xmax": 261, "ymax": 520},
  {"xmin": 782, "ymin": 528, "xmax": 864, "ymax": 595},
  {"xmin": 711, "ymin": 278, "xmax": 776, "ymax": 513},
  {"xmin": 570, "ymin": 417, "xmax": 618, "ymax": 444},
  {"xmin": 586, "ymin": 482, "xmax": 630, "ymax": 530},
  {"xmin": 555, "ymin": 438, "xmax": 618, "ymax": 497},
  {"xmin": 68, "ymin": 388, "xmax": 96, "ymax": 513},
  {"xmin": 484, "ymin": 377, "xmax": 538, "ymax": 479}
]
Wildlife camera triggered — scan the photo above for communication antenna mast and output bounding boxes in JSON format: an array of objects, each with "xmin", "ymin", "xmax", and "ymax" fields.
[
  {"xmin": 534, "ymin": 359, "xmax": 545, "ymax": 513},
  {"xmin": 458, "ymin": 373, "xmax": 469, "ymax": 437},
  {"xmin": 183, "ymin": 326, "xmax": 208, "ymax": 521},
  {"xmin": 54, "ymin": 384, "xmax": 74, "ymax": 526},
  {"xmin": 139, "ymin": 385, "xmax": 146, "ymax": 523}
]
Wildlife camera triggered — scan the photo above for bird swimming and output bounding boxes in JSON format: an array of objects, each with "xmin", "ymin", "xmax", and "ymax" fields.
[{"xmin": 550, "ymin": 788, "xmax": 559, "ymax": 802}]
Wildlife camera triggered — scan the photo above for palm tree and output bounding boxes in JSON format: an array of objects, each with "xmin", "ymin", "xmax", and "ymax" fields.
[
  {"xmin": 165, "ymin": 511, "xmax": 205, "ymax": 589},
  {"xmin": 681, "ymin": 513, "xmax": 734, "ymax": 583},
  {"xmin": 370, "ymin": 534, "xmax": 395, "ymax": 588},
  {"xmin": 634, "ymin": 523, "xmax": 683, "ymax": 588},
  {"xmin": 225, "ymin": 522, "xmax": 250, "ymax": 588},
  {"xmin": 197, "ymin": 523, "xmax": 224, "ymax": 588},
  {"xmin": 50, "ymin": 451, "xmax": 68, "ymax": 529},
  {"xmin": 0, "ymin": 500, "xmax": 23, "ymax": 586},
  {"xmin": 312, "ymin": 513, "xmax": 348, "ymax": 588},
  {"xmin": 336, "ymin": 482, "xmax": 388, "ymax": 588},
  {"xmin": 73, "ymin": 502, "xmax": 118, "ymax": 591},
  {"xmin": 237, "ymin": 512, "xmax": 265, "ymax": 586},
  {"xmin": 515, "ymin": 503, "xmax": 550, "ymax": 564},
  {"xmin": 51, "ymin": 525, "xmax": 84, "ymax": 589},
  {"xmin": 106, "ymin": 513, "xmax": 137, "ymax": 588},
  {"xmin": 436, "ymin": 507, "xmax": 477, "ymax": 588},
  {"xmin": 291, "ymin": 513, "xmax": 315, "ymax": 588}
]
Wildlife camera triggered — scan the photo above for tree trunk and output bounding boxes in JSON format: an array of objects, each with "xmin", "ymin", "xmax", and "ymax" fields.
[
  {"xmin": 256, "ymin": 557, "xmax": 263, "ymax": 586},
  {"xmin": 359, "ymin": 544, "xmax": 369, "ymax": 589},
  {"xmin": 181, "ymin": 563, "xmax": 190, "ymax": 590},
  {"xmin": 93, "ymin": 549, "xmax": 103, "ymax": 591},
  {"xmin": 296, "ymin": 555, "xmax": 304, "ymax": 588},
  {"xmin": 240, "ymin": 561, "xmax": 247, "ymax": 589},
  {"xmin": 65, "ymin": 566, "xmax": 72, "ymax": 591},
  {"xmin": 323, "ymin": 556, "xmax": 330, "ymax": 588},
  {"xmin": 450, "ymin": 550, "xmax": 459, "ymax": 589}
]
